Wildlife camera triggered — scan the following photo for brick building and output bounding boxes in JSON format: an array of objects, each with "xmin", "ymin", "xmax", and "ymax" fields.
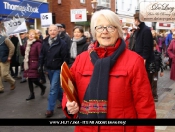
[{"xmin": 47, "ymin": 0, "xmax": 116, "ymax": 37}]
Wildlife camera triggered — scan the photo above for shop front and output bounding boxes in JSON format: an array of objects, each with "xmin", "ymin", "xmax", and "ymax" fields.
[
  {"xmin": 0, "ymin": 0, "xmax": 48, "ymax": 32},
  {"xmin": 156, "ymin": 22, "xmax": 174, "ymax": 33}
]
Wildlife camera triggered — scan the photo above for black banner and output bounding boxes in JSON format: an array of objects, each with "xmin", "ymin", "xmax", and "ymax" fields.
[{"xmin": 0, "ymin": 119, "xmax": 175, "ymax": 126}]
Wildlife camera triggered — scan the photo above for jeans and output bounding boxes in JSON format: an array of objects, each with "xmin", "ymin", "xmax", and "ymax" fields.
[{"xmin": 47, "ymin": 69, "xmax": 63, "ymax": 111}]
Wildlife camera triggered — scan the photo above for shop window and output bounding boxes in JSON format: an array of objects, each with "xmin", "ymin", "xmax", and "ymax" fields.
[
  {"xmin": 99, "ymin": 0, "xmax": 111, "ymax": 8},
  {"xmin": 80, "ymin": 0, "xmax": 85, "ymax": 4}
]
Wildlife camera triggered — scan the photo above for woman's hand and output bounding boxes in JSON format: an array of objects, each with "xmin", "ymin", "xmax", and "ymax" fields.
[{"xmin": 66, "ymin": 101, "xmax": 79, "ymax": 115}]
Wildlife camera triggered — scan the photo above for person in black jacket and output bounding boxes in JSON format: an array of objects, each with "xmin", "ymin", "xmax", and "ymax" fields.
[
  {"xmin": 9, "ymin": 35, "xmax": 19, "ymax": 78},
  {"xmin": 69, "ymin": 26, "xmax": 89, "ymax": 67},
  {"xmin": 55, "ymin": 24, "xmax": 72, "ymax": 108},
  {"xmin": 128, "ymin": 27, "xmax": 136, "ymax": 51},
  {"xmin": 133, "ymin": 13, "xmax": 155, "ymax": 87},
  {"xmin": 60, "ymin": 24, "xmax": 71, "ymax": 48},
  {"xmin": 152, "ymin": 42, "xmax": 164, "ymax": 102},
  {"xmin": 39, "ymin": 24, "xmax": 69, "ymax": 117}
]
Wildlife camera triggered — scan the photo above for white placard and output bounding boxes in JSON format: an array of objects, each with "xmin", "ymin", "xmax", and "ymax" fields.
[
  {"xmin": 40, "ymin": 13, "xmax": 52, "ymax": 27},
  {"xmin": 4, "ymin": 18, "xmax": 28, "ymax": 36},
  {"xmin": 70, "ymin": 9, "xmax": 87, "ymax": 22}
]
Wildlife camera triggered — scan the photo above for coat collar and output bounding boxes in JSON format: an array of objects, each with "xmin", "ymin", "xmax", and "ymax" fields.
[{"xmin": 44, "ymin": 34, "xmax": 61, "ymax": 45}]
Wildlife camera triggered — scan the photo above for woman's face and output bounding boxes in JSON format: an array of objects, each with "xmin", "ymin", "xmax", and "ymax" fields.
[
  {"xmin": 95, "ymin": 15, "xmax": 118, "ymax": 47},
  {"xmin": 73, "ymin": 28, "xmax": 83, "ymax": 39},
  {"xmin": 28, "ymin": 32, "xmax": 35, "ymax": 40}
]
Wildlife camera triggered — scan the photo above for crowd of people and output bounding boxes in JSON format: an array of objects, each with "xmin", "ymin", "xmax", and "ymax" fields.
[{"xmin": 0, "ymin": 9, "xmax": 175, "ymax": 132}]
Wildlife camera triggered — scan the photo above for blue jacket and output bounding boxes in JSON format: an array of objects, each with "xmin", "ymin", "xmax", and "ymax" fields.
[
  {"xmin": 39, "ymin": 35, "xmax": 69, "ymax": 70},
  {"xmin": 165, "ymin": 33, "xmax": 172, "ymax": 46}
]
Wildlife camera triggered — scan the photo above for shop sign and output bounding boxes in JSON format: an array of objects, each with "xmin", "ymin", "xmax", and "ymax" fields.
[
  {"xmin": 139, "ymin": 1, "xmax": 175, "ymax": 22},
  {"xmin": 70, "ymin": 9, "xmax": 87, "ymax": 22},
  {"xmin": 159, "ymin": 23, "xmax": 171, "ymax": 27},
  {"xmin": 0, "ymin": 0, "xmax": 48, "ymax": 18}
]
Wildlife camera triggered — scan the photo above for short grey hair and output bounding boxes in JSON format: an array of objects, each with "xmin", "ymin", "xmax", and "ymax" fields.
[
  {"xmin": 49, "ymin": 24, "xmax": 59, "ymax": 30},
  {"xmin": 90, "ymin": 9, "xmax": 123, "ymax": 40}
]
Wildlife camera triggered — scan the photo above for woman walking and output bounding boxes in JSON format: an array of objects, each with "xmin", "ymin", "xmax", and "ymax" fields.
[
  {"xmin": 23, "ymin": 29, "xmax": 46, "ymax": 100},
  {"xmin": 69, "ymin": 26, "xmax": 89, "ymax": 67},
  {"xmin": 167, "ymin": 31, "xmax": 175, "ymax": 81}
]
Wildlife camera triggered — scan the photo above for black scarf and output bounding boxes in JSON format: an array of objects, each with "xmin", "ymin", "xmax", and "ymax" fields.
[{"xmin": 78, "ymin": 39, "xmax": 126, "ymax": 119}]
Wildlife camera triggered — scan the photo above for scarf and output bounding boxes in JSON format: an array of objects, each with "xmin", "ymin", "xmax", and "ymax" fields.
[
  {"xmin": 48, "ymin": 36, "xmax": 57, "ymax": 46},
  {"xmin": 24, "ymin": 39, "xmax": 36, "ymax": 71},
  {"xmin": 78, "ymin": 39, "xmax": 126, "ymax": 119},
  {"xmin": 70, "ymin": 37, "xmax": 84, "ymax": 59}
]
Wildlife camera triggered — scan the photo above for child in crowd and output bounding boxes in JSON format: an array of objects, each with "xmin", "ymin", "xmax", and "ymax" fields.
[{"xmin": 150, "ymin": 41, "xmax": 164, "ymax": 102}]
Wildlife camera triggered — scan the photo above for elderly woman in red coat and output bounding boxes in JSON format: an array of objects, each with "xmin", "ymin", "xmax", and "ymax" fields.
[
  {"xmin": 62, "ymin": 10, "xmax": 156, "ymax": 132},
  {"xmin": 167, "ymin": 31, "xmax": 175, "ymax": 81},
  {"xmin": 23, "ymin": 29, "xmax": 46, "ymax": 101}
]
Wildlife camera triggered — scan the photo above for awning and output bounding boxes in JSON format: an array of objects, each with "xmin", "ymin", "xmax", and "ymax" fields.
[{"xmin": 0, "ymin": 0, "xmax": 48, "ymax": 18}]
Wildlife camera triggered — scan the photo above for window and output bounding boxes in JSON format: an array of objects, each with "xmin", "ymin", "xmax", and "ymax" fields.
[
  {"xmin": 80, "ymin": 0, "xmax": 85, "ymax": 3},
  {"xmin": 101, "ymin": 0, "xmax": 111, "ymax": 8}
]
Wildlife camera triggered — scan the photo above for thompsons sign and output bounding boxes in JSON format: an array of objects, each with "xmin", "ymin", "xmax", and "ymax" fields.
[
  {"xmin": 139, "ymin": 1, "xmax": 175, "ymax": 22},
  {"xmin": 0, "ymin": 0, "xmax": 48, "ymax": 18}
]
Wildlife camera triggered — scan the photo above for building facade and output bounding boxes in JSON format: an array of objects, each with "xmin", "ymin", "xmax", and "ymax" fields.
[
  {"xmin": 0, "ymin": 0, "xmax": 48, "ymax": 35},
  {"xmin": 116, "ymin": 0, "xmax": 137, "ymax": 28},
  {"xmin": 47, "ymin": 0, "xmax": 116, "ymax": 37}
]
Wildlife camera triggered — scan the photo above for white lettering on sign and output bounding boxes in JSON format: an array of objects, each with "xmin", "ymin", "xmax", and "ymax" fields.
[
  {"xmin": 40, "ymin": 13, "xmax": 52, "ymax": 27},
  {"xmin": 3, "ymin": 2, "xmax": 39, "ymax": 13},
  {"xmin": 71, "ymin": 10, "xmax": 83, "ymax": 14},
  {"xmin": 4, "ymin": 18, "xmax": 28, "ymax": 36}
]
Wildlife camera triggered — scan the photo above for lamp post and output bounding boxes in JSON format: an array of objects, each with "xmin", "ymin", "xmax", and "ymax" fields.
[{"xmin": 91, "ymin": 0, "xmax": 98, "ymax": 13}]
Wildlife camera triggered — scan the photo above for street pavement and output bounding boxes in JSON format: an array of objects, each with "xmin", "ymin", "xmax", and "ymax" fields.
[{"xmin": 0, "ymin": 68, "xmax": 175, "ymax": 132}]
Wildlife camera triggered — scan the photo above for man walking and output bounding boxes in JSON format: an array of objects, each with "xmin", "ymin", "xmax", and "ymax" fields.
[
  {"xmin": 133, "ymin": 13, "xmax": 155, "ymax": 98},
  {"xmin": 39, "ymin": 24, "xmax": 69, "ymax": 117},
  {"xmin": 0, "ymin": 34, "xmax": 16, "ymax": 93}
]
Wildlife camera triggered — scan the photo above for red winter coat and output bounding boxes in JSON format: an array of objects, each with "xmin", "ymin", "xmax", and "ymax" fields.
[
  {"xmin": 62, "ymin": 42, "xmax": 156, "ymax": 132},
  {"xmin": 167, "ymin": 39, "xmax": 175, "ymax": 81},
  {"xmin": 124, "ymin": 33, "xmax": 130, "ymax": 48},
  {"xmin": 23, "ymin": 40, "xmax": 42, "ymax": 78}
]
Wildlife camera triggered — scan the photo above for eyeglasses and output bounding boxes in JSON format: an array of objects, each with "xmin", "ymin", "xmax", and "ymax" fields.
[{"xmin": 95, "ymin": 25, "xmax": 117, "ymax": 33}]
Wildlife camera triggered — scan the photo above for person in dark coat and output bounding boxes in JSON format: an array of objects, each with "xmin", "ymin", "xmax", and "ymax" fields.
[
  {"xmin": 39, "ymin": 24, "xmax": 69, "ymax": 117},
  {"xmin": 60, "ymin": 24, "xmax": 71, "ymax": 48},
  {"xmin": 56, "ymin": 23, "xmax": 72, "ymax": 108},
  {"xmin": 69, "ymin": 26, "xmax": 89, "ymax": 67},
  {"xmin": 23, "ymin": 29, "xmax": 46, "ymax": 101},
  {"xmin": 128, "ymin": 27, "xmax": 136, "ymax": 50},
  {"xmin": 9, "ymin": 35, "xmax": 19, "ymax": 78},
  {"xmin": 36, "ymin": 29, "xmax": 43, "ymax": 42},
  {"xmin": 133, "ymin": 13, "xmax": 155, "ymax": 88},
  {"xmin": 16, "ymin": 33, "xmax": 27, "ymax": 83},
  {"xmin": 36, "ymin": 29, "xmax": 46, "ymax": 84},
  {"xmin": 151, "ymin": 42, "xmax": 164, "ymax": 102}
]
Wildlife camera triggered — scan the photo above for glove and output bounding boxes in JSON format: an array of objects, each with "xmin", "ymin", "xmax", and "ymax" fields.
[{"xmin": 38, "ymin": 66, "xmax": 43, "ymax": 73}]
